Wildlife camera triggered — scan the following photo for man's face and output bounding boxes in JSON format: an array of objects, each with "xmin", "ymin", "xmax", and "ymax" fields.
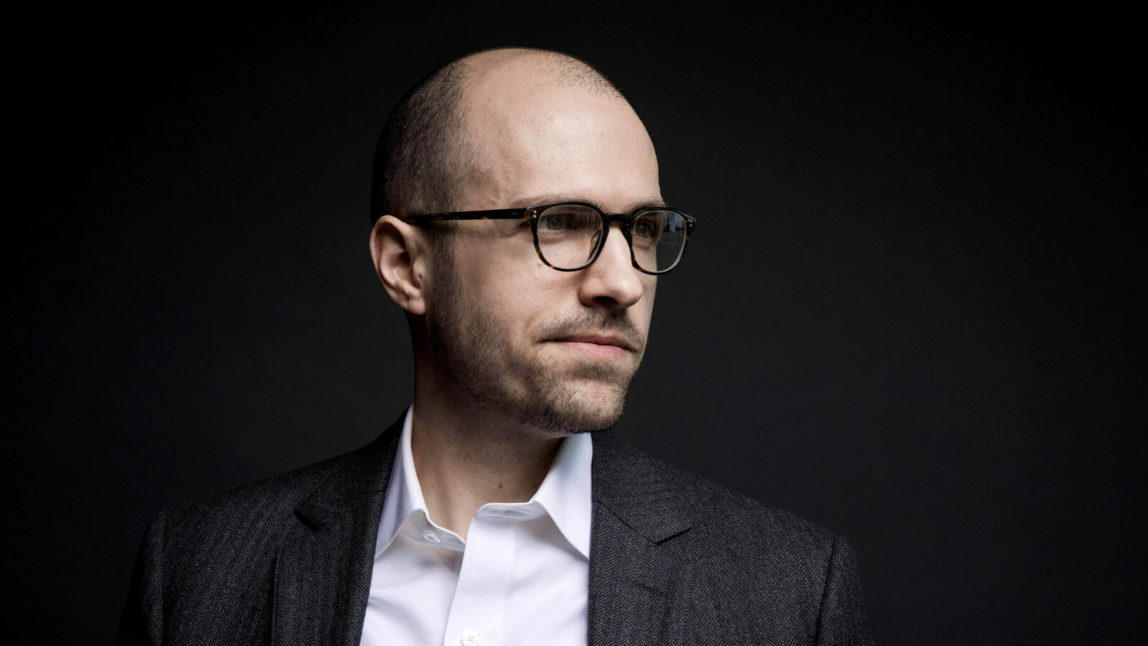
[{"xmin": 423, "ymin": 71, "xmax": 661, "ymax": 435}]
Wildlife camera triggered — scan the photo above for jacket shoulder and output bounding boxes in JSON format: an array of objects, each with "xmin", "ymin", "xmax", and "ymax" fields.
[
  {"xmin": 163, "ymin": 448, "xmax": 349, "ymax": 532},
  {"xmin": 591, "ymin": 433, "xmax": 872, "ymax": 643},
  {"xmin": 594, "ymin": 432, "xmax": 838, "ymax": 553},
  {"xmin": 116, "ymin": 428, "xmax": 400, "ymax": 644},
  {"xmin": 161, "ymin": 423, "xmax": 399, "ymax": 533}
]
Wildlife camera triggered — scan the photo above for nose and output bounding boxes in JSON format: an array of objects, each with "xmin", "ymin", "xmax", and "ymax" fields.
[{"xmin": 577, "ymin": 223, "xmax": 646, "ymax": 309}]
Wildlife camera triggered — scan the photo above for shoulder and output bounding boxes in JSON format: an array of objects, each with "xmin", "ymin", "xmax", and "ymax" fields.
[
  {"xmin": 118, "ymin": 426, "xmax": 401, "ymax": 643},
  {"xmin": 591, "ymin": 432, "xmax": 849, "ymax": 599},
  {"xmin": 159, "ymin": 449, "xmax": 347, "ymax": 537},
  {"xmin": 590, "ymin": 433, "xmax": 872, "ymax": 642},
  {"xmin": 152, "ymin": 424, "xmax": 399, "ymax": 558},
  {"xmin": 592, "ymin": 431, "xmax": 839, "ymax": 552}
]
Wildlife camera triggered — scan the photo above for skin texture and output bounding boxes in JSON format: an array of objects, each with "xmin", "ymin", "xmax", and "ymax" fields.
[{"xmin": 370, "ymin": 49, "xmax": 661, "ymax": 536}]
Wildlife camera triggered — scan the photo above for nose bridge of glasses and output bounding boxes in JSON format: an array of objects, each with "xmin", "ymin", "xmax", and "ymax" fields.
[
  {"xmin": 599, "ymin": 211, "xmax": 634, "ymax": 231},
  {"xmin": 597, "ymin": 211, "xmax": 633, "ymax": 254},
  {"xmin": 594, "ymin": 216, "xmax": 637, "ymax": 269}
]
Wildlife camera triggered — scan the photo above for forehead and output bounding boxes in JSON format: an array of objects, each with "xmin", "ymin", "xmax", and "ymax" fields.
[{"xmin": 457, "ymin": 60, "xmax": 661, "ymax": 212}]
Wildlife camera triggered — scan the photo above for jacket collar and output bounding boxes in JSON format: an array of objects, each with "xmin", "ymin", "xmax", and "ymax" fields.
[
  {"xmin": 587, "ymin": 431, "xmax": 699, "ymax": 646},
  {"xmin": 272, "ymin": 415, "xmax": 402, "ymax": 646},
  {"xmin": 270, "ymin": 419, "xmax": 697, "ymax": 646}
]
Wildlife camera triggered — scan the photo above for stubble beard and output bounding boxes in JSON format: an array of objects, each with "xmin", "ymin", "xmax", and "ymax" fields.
[{"xmin": 426, "ymin": 243, "xmax": 644, "ymax": 435}]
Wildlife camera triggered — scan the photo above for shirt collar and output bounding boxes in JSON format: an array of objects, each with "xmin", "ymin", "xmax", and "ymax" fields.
[
  {"xmin": 375, "ymin": 406, "xmax": 424, "ymax": 558},
  {"xmin": 374, "ymin": 406, "xmax": 593, "ymax": 560},
  {"xmin": 530, "ymin": 427, "xmax": 593, "ymax": 558}
]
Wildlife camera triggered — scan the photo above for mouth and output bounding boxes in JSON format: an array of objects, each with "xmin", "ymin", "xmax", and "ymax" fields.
[{"xmin": 548, "ymin": 332, "xmax": 636, "ymax": 361}]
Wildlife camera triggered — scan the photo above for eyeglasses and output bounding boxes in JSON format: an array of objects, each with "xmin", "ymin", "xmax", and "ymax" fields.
[{"xmin": 401, "ymin": 202, "xmax": 697, "ymax": 275}]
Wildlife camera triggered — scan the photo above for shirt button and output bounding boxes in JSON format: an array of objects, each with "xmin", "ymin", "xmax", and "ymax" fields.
[
  {"xmin": 421, "ymin": 530, "xmax": 441, "ymax": 544},
  {"xmin": 460, "ymin": 629, "xmax": 482, "ymax": 646}
]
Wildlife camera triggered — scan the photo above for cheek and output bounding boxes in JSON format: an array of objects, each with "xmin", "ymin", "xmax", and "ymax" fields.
[
  {"xmin": 466, "ymin": 267, "xmax": 555, "ymax": 336},
  {"xmin": 503, "ymin": 277, "xmax": 561, "ymax": 325}
]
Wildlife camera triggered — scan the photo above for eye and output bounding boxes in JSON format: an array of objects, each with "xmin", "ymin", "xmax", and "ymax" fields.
[
  {"xmin": 632, "ymin": 219, "xmax": 655, "ymax": 239},
  {"xmin": 539, "ymin": 211, "xmax": 572, "ymax": 231}
]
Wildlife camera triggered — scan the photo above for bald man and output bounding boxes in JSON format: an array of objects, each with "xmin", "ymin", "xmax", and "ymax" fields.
[{"xmin": 117, "ymin": 49, "xmax": 873, "ymax": 646}]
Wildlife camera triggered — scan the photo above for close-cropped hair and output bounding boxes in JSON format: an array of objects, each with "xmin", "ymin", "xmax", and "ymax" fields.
[
  {"xmin": 369, "ymin": 48, "xmax": 624, "ymax": 224},
  {"xmin": 370, "ymin": 59, "xmax": 470, "ymax": 221}
]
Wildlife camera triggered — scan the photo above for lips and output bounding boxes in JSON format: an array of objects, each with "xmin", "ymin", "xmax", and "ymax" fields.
[
  {"xmin": 547, "ymin": 331, "xmax": 638, "ymax": 362},
  {"xmin": 536, "ymin": 314, "xmax": 644, "ymax": 360},
  {"xmin": 558, "ymin": 333, "xmax": 635, "ymax": 351}
]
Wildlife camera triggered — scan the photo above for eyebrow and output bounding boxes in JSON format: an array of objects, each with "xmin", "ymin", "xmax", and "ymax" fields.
[{"xmin": 508, "ymin": 194, "xmax": 667, "ymax": 212}]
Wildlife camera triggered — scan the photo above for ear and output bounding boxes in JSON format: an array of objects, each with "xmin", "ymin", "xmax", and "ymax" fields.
[{"xmin": 370, "ymin": 215, "xmax": 431, "ymax": 316}]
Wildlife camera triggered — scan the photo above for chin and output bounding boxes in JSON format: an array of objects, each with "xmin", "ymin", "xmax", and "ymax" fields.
[{"xmin": 532, "ymin": 380, "xmax": 629, "ymax": 435}]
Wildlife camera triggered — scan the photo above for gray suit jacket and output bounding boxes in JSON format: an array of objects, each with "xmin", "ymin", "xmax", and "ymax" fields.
[{"xmin": 116, "ymin": 417, "xmax": 873, "ymax": 644}]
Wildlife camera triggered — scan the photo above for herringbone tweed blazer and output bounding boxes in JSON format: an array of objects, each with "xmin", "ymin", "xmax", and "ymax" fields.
[{"xmin": 116, "ymin": 416, "xmax": 873, "ymax": 645}]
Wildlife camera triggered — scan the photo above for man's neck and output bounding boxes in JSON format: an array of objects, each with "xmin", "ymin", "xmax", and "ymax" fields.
[{"xmin": 409, "ymin": 396, "xmax": 564, "ymax": 540}]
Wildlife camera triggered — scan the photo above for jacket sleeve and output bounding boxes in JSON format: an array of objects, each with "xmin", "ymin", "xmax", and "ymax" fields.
[
  {"xmin": 815, "ymin": 535, "xmax": 874, "ymax": 645},
  {"xmin": 115, "ymin": 509, "xmax": 167, "ymax": 646}
]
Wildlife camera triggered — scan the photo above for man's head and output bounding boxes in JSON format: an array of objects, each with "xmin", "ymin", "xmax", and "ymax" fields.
[
  {"xmin": 370, "ymin": 48, "xmax": 639, "ymax": 220},
  {"xmin": 370, "ymin": 48, "xmax": 664, "ymax": 436}
]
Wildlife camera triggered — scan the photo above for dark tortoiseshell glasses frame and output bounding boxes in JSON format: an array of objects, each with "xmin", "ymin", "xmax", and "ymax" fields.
[{"xmin": 401, "ymin": 202, "xmax": 697, "ymax": 275}]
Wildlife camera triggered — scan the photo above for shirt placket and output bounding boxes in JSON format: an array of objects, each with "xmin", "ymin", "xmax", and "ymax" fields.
[{"xmin": 442, "ymin": 512, "xmax": 517, "ymax": 646}]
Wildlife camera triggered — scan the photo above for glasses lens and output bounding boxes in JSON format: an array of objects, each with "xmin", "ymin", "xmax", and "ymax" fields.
[
  {"xmin": 632, "ymin": 210, "xmax": 688, "ymax": 273},
  {"xmin": 535, "ymin": 204, "xmax": 603, "ymax": 269}
]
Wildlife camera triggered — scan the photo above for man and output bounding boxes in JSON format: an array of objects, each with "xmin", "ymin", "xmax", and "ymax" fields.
[{"xmin": 117, "ymin": 48, "xmax": 873, "ymax": 645}]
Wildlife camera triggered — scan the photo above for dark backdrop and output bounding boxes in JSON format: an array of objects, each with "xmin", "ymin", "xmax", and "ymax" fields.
[{"xmin": 6, "ymin": 3, "xmax": 1143, "ymax": 643}]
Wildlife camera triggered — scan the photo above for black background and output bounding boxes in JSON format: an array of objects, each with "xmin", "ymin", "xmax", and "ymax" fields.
[{"xmin": 5, "ymin": 2, "xmax": 1144, "ymax": 643}]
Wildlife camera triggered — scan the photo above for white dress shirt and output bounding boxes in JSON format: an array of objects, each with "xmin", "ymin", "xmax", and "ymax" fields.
[{"xmin": 360, "ymin": 407, "xmax": 592, "ymax": 646}]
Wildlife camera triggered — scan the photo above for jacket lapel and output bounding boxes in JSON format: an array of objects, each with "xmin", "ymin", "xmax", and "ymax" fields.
[
  {"xmin": 272, "ymin": 419, "xmax": 402, "ymax": 646},
  {"xmin": 587, "ymin": 433, "xmax": 698, "ymax": 646},
  {"xmin": 268, "ymin": 422, "xmax": 694, "ymax": 645}
]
